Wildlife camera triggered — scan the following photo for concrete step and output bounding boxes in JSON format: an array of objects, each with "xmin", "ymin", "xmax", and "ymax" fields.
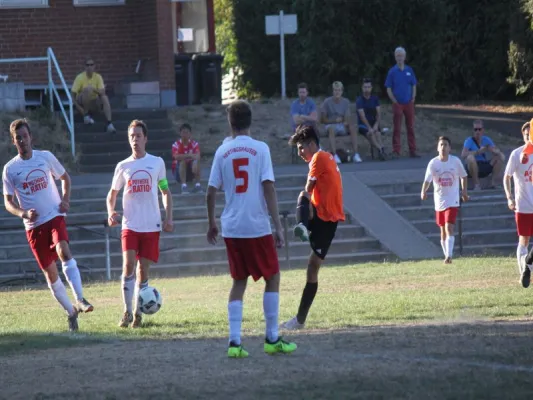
[
  {"xmin": 0, "ymin": 238, "xmax": 386, "ymax": 277},
  {"xmin": 75, "ymin": 119, "xmax": 172, "ymax": 133},
  {"xmin": 0, "ymin": 225, "xmax": 368, "ymax": 261},
  {"xmin": 370, "ymin": 181, "xmax": 422, "ymax": 196},
  {"xmin": 412, "ymin": 215, "xmax": 514, "ymax": 234},
  {"xmin": 382, "ymin": 191, "xmax": 504, "ymax": 208},
  {"xmin": 427, "ymin": 229, "xmax": 517, "ymax": 246},
  {"xmin": 396, "ymin": 201, "xmax": 509, "ymax": 220},
  {"xmin": 76, "ymin": 129, "xmax": 177, "ymax": 144},
  {"xmin": 74, "ymin": 108, "xmax": 168, "ymax": 121},
  {"xmin": 78, "ymin": 150, "xmax": 174, "ymax": 165},
  {"xmin": 80, "ymin": 138, "xmax": 177, "ymax": 155}
]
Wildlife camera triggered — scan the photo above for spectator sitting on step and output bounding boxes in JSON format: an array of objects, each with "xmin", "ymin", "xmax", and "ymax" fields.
[
  {"xmin": 356, "ymin": 78, "xmax": 386, "ymax": 161},
  {"xmin": 320, "ymin": 81, "xmax": 362, "ymax": 164},
  {"xmin": 461, "ymin": 119, "xmax": 505, "ymax": 191},
  {"xmin": 171, "ymin": 123, "xmax": 202, "ymax": 194},
  {"xmin": 71, "ymin": 58, "xmax": 116, "ymax": 134},
  {"xmin": 290, "ymin": 82, "xmax": 318, "ymax": 132}
]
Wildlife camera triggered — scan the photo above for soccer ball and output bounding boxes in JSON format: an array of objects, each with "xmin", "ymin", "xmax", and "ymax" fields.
[{"xmin": 138, "ymin": 286, "xmax": 163, "ymax": 315}]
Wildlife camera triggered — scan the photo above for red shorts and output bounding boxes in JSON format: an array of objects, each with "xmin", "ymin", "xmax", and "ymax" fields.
[
  {"xmin": 26, "ymin": 216, "xmax": 69, "ymax": 270},
  {"xmin": 515, "ymin": 213, "xmax": 533, "ymax": 237},
  {"xmin": 224, "ymin": 235, "xmax": 280, "ymax": 281},
  {"xmin": 121, "ymin": 229, "xmax": 160, "ymax": 263},
  {"xmin": 435, "ymin": 207, "xmax": 459, "ymax": 227}
]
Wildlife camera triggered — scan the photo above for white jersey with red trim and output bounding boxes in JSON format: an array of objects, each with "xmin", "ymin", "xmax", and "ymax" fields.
[
  {"xmin": 424, "ymin": 155, "xmax": 467, "ymax": 211},
  {"xmin": 2, "ymin": 150, "xmax": 66, "ymax": 230},
  {"xmin": 111, "ymin": 153, "xmax": 167, "ymax": 233},
  {"xmin": 505, "ymin": 145, "xmax": 533, "ymax": 213}
]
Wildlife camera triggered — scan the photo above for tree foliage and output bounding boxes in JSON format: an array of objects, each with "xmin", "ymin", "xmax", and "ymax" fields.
[{"xmin": 215, "ymin": 0, "xmax": 533, "ymax": 100}]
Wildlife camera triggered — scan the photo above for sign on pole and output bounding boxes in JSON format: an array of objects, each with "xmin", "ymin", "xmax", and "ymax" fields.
[{"xmin": 265, "ymin": 11, "xmax": 298, "ymax": 99}]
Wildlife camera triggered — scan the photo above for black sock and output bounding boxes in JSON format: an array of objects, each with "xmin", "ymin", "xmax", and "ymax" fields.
[
  {"xmin": 296, "ymin": 195, "xmax": 310, "ymax": 226},
  {"xmin": 296, "ymin": 281, "xmax": 318, "ymax": 324},
  {"xmin": 526, "ymin": 247, "xmax": 533, "ymax": 265}
]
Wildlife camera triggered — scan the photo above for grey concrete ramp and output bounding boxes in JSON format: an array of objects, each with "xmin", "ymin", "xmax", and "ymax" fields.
[{"xmin": 342, "ymin": 172, "xmax": 441, "ymax": 260}]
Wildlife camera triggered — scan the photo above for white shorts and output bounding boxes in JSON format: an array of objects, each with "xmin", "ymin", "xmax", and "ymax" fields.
[{"xmin": 325, "ymin": 123, "xmax": 348, "ymax": 136}]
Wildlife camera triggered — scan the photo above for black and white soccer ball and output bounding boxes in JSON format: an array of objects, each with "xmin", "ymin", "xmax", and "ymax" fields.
[{"xmin": 138, "ymin": 286, "xmax": 163, "ymax": 315}]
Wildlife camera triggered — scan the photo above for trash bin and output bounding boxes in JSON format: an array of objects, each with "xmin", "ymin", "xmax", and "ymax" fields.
[
  {"xmin": 174, "ymin": 54, "xmax": 195, "ymax": 106},
  {"xmin": 192, "ymin": 53, "xmax": 224, "ymax": 104}
]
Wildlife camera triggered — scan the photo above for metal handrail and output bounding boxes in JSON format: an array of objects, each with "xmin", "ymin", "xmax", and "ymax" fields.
[
  {"xmin": 47, "ymin": 47, "xmax": 75, "ymax": 158},
  {"xmin": 0, "ymin": 49, "xmax": 75, "ymax": 158}
]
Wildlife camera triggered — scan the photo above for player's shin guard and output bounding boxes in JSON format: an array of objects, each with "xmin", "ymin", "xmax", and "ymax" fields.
[
  {"xmin": 440, "ymin": 240, "xmax": 447, "ymax": 258},
  {"xmin": 49, "ymin": 277, "xmax": 75, "ymax": 316},
  {"xmin": 296, "ymin": 281, "xmax": 318, "ymax": 324},
  {"xmin": 133, "ymin": 279, "xmax": 149, "ymax": 315},
  {"xmin": 263, "ymin": 292, "xmax": 279, "ymax": 342},
  {"xmin": 517, "ymin": 244, "xmax": 528, "ymax": 273},
  {"xmin": 228, "ymin": 300, "xmax": 243, "ymax": 345},
  {"xmin": 296, "ymin": 195, "xmax": 310, "ymax": 226},
  {"xmin": 122, "ymin": 273, "xmax": 135, "ymax": 313},
  {"xmin": 445, "ymin": 236, "xmax": 455, "ymax": 259},
  {"xmin": 62, "ymin": 258, "xmax": 84, "ymax": 302}
]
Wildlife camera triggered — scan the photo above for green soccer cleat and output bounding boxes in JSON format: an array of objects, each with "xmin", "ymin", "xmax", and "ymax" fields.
[
  {"xmin": 293, "ymin": 223, "xmax": 309, "ymax": 242},
  {"xmin": 264, "ymin": 337, "xmax": 297, "ymax": 355},
  {"xmin": 228, "ymin": 343, "xmax": 249, "ymax": 358}
]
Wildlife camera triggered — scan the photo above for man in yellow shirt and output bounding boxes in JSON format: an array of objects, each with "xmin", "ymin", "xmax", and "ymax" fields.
[{"xmin": 71, "ymin": 58, "xmax": 116, "ymax": 133}]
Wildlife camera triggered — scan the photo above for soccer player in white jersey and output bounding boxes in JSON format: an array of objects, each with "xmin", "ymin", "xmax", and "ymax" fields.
[
  {"xmin": 106, "ymin": 120, "xmax": 174, "ymax": 328},
  {"xmin": 421, "ymin": 136, "xmax": 469, "ymax": 264},
  {"xmin": 206, "ymin": 100, "xmax": 297, "ymax": 358},
  {"xmin": 504, "ymin": 121, "xmax": 533, "ymax": 288},
  {"xmin": 2, "ymin": 119, "xmax": 93, "ymax": 332}
]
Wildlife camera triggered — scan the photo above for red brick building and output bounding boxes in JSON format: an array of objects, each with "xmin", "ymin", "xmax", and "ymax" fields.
[{"xmin": 0, "ymin": 0, "xmax": 216, "ymax": 107}]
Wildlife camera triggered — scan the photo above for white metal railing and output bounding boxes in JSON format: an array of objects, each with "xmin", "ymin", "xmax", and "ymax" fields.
[{"xmin": 0, "ymin": 48, "xmax": 75, "ymax": 157}]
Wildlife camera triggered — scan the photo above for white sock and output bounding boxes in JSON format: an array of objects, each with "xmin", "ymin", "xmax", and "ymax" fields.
[
  {"xmin": 517, "ymin": 244, "xmax": 528, "ymax": 273},
  {"xmin": 263, "ymin": 292, "xmax": 279, "ymax": 343},
  {"xmin": 440, "ymin": 240, "xmax": 447, "ymax": 258},
  {"xmin": 49, "ymin": 278, "xmax": 74, "ymax": 316},
  {"xmin": 445, "ymin": 236, "xmax": 455, "ymax": 259},
  {"xmin": 228, "ymin": 300, "xmax": 243, "ymax": 345},
  {"xmin": 122, "ymin": 273, "xmax": 135, "ymax": 313},
  {"xmin": 62, "ymin": 258, "xmax": 84, "ymax": 302},
  {"xmin": 133, "ymin": 280, "xmax": 149, "ymax": 316}
]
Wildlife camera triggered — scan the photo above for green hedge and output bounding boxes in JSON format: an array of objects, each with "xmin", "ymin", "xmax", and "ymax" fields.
[{"xmin": 215, "ymin": 0, "xmax": 533, "ymax": 100}]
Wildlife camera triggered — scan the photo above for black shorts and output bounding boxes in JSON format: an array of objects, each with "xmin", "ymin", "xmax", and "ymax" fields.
[
  {"xmin": 358, "ymin": 124, "xmax": 380, "ymax": 137},
  {"xmin": 306, "ymin": 208, "xmax": 338, "ymax": 260},
  {"xmin": 466, "ymin": 160, "xmax": 493, "ymax": 179}
]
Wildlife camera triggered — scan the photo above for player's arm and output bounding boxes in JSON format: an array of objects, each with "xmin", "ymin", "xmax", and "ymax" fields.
[
  {"xmin": 206, "ymin": 152, "xmax": 223, "ymax": 244},
  {"xmin": 305, "ymin": 178, "xmax": 316, "ymax": 194},
  {"xmin": 358, "ymin": 109, "xmax": 372, "ymax": 132},
  {"xmin": 3, "ymin": 194, "xmax": 24, "ymax": 219},
  {"xmin": 206, "ymin": 185, "xmax": 217, "ymax": 227},
  {"xmin": 106, "ymin": 189, "xmax": 119, "ymax": 217},
  {"xmin": 504, "ymin": 153, "xmax": 517, "ymax": 210},
  {"xmin": 263, "ymin": 180, "xmax": 283, "ymax": 232},
  {"xmin": 158, "ymin": 171, "xmax": 173, "ymax": 229},
  {"xmin": 421, "ymin": 163, "xmax": 432, "ymax": 200}
]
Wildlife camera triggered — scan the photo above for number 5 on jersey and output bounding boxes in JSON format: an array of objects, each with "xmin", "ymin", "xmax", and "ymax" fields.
[{"xmin": 232, "ymin": 158, "xmax": 249, "ymax": 193}]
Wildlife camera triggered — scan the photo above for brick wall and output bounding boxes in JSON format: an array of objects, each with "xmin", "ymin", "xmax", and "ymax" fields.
[{"xmin": 0, "ymin": 0, "xmax": 175, "ymax": 93}]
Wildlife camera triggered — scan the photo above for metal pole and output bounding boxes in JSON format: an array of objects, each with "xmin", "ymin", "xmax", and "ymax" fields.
[
  {"xmin": 282, "ymin": 211, "xmax": 290, "ymax": 268},
  {"xmin": 47, "ymin": 51, "xmax": 53, "ymax": 113},
  {"xmin": 279, "ymin": 10, "xmax": 286, "ymax": 99},
  {"xmin": 105, "ymin": 224, "xmax": 111, "ymax": 281}
]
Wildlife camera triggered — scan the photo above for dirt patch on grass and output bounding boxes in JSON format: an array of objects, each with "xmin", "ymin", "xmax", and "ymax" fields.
[
  {"xmin": 169, "ymin": 100, "xmax": 522, "ymax": 164},
  {"xmin": 1, "ymin": 321, "xmax": 531, "ymax": 399}
]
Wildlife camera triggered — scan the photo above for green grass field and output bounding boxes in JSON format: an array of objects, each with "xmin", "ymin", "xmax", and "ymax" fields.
[{"xmin": 1, "ymin": 257, "xmax": 532, "ymax": 399}]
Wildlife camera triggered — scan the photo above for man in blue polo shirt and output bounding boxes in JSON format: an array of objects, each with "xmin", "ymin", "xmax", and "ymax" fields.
[
  {"xmin": 290, "ymin": 82, "xmax": 317, "ymax": 132},
  {"xmin": 356, "ymin": 78, "xmax": 386, "ymax": 161},
  {"xmin": 461, "ymin": 119, "xmax": 505, "ymax": 190},
  {"xmin": 385, "ymin": 46, "xmax": 418, "ymax": 158}
]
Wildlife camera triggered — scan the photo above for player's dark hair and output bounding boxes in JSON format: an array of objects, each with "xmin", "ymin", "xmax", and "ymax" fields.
[
  {"xmin": 128, "ymin": 119, "xmax": 147, "ymax": 136},
  {"xmin": 297, "ymin": 82, "xmax": 308, "ymax": 90},
  {"xmin": 522, "ymin": 121, "xmax": 530, "ymax": 134},
  {"xmin": 227, "ymin": 100, "xmax": 252, "ymax": 131},
  {"xmin": 179, "ymin": 123, "xmax": 192, "ymax": 132},
  {"xmin": 10, "ymin": 118, "xmax": 31, "ymax": 137},
  {"xmin": 438, "ymin": 136, "xmax": 451, "ymax": 146},
  {"xmin": 288, "ymin": 125, "xmax": 320, "ymax": 147},
  {"xmin": 362, "ymin": 77, "xmax": 372, "ymax": 84}
]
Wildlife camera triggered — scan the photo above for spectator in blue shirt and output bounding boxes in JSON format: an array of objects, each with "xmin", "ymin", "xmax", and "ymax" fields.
[
  {"xmin": 461, "ymin": 119, "xmax": 505, "ymax": 190},
  {"xmin": 290, "ymin": 82, "xmax": 317, "ymax": 132},
  {"xmin": 385, "ymin": 47, "xmax": 419, "ymax": 158},
  {"xmin": 356, "ymin": 78, "xmax": 386, "ymax": 161}
]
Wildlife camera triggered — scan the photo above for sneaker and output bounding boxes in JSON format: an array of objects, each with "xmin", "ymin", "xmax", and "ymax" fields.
[
  {"xmin": 118, "ymin": 311, "xmax": 133, "ymax": 328},
  {"xmin": 132, "ymin": 313, "xmax": 143, "ymax": 328},
  {"xmin": 181, "ymin": 185, "xmax": 190, "ymax": 195},
  {"xmin": 333, "ymin": 154, "xmax": 342, "ymax": 164},
  {"xmin": 77, "ymin": 298, "xmax": 94, "ymax": 313},
  {"xmin": 84, "ymin": 115, "xmax": 95, "ymax": 125},
  {"xmin": 106, "ymin": 123, "xmax": 117, "ymax": 134},
  {"xmin": 378, "ymin": 149, "xmax": 386, "ymax": 161},
  {"xmin": 353, "ymin": 153, "xmax": 363, "ymax": 163},
  {"xmin": 444, "ymin": 257, "xmax": 452, "ymax": 265},
  {"xmin": 264, "ymin": 337, "xmax": 297, "ymax": 355},
  {"xmin": 227, "ymin": 342, "xmax": 249, "ymax": 358},
  {"xmin": 68, "ymin": 308, "xmax": 79, "ymax": 332},
  {"xmin": 520, "ymin": 255, "xmax": 531, "ymax": 288},
  {"xmin": 192, "ymin": 185, "xmax": 203, "ymax": 194},
  {"xmin": 280, "ymin": 316, "xmax": 304, "ymax": 331},
  {"xmin": 293, "ymin": 223, "xmax": 309, "ymax": 242}
]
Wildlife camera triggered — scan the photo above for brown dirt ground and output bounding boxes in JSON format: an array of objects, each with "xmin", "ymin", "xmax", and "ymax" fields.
[
  {"xmin": 1, "ymin": 321, "xmax": 532, "ymax": 399},
  {"xmin": 168, "ymin": 100, "xmax": 522, "ymax": 165}
]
